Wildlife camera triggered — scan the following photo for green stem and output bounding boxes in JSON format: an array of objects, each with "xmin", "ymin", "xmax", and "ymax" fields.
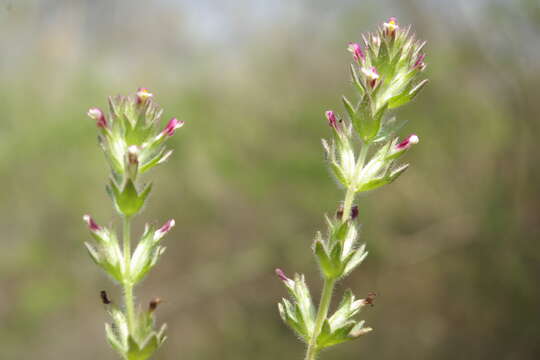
[
  {"xmin": 304, "ymin": 142, "xmax": 371, "ymax": 360},
  {"xmin": 304, "ymin": 278, "xmax": 336, "ymax": 360},
  {"xmin": 342, "ymin": 142, "xmax": 369, "ymax": 222},
  {"xmin": 122, "ymin": 216, "xmax": 136, "ymax": 333}
]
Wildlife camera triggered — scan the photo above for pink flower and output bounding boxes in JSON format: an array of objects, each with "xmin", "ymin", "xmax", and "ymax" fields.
[
  {"xmin": 396, "ymin": 134, "xmax": 419, "ymax": 151},
  {"xmin": 275, "ymin": 268, "xmax": 290, "ymax": 282},
  {"xmin": 136, "ymin": 88, "xmax": 153, "ymax": 104},
  {"xmin": 361, "ymin": 66, "xmax": 379, "ymax": 88},
  {"xmin": 83, "ymin": 214, "xmax": 101, "ymax": 232},
  {"xmin": 162, "ymin": 118, "xmax": 184, "ymax": 137},
  {"xmin": 413, "ymin": 53, "xmax": 426, "ymax": 71},
  {"xmin": 87, "ymin": 107, "xmax": 107, "ymax": 128},
  {"xmin": 348, "ymin": 42, "xmax": 365, "ymax": 62},
  {"xmin": 383, "ymin": 17, "xmax": 399, "ymax": 38},
  {"xmin": 325, "ymin": 110, "xmax": 339, "ymax": 130},
  {"xmin": 155, "ymin": 219, "xmax": 175, "ymax": 240}
]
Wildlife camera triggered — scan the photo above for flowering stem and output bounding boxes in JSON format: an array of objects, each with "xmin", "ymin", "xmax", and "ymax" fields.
[
  {"xmin": 305, "ymin": 278, "xmax": 336, "ymax": 360},
  {"xmin": 122, "ymin": 215, "xmax": 136, "ymax": 333},
  {"xmin": 305, "ymin": 142, "xmax": 369, "ymax": 360}
]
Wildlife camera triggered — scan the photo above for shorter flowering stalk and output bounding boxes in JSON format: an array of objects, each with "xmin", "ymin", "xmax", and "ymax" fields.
[
  {"xmin": 83, "ymin": 89, "xmax": 184, "ymax": 360},
  {"xmin": 276, "ymin": 18, "xmax": 428, "ymax": 360}
]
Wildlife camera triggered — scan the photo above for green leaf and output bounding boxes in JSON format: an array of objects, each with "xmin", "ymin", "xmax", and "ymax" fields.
[
  {"xmin": 330, "ymin": 162, "xmax": 348, "ymax": 188},
  {"xmin": 343, "ymin": 246, "xmax": 368, "ymax": 276},
  {"xmin": 330, "ymin": 241, "xmax": 343, "ymax": 271},
  {"xmin": 349, "ymin": 64, "xmax": 365, "ymax": 96},
  {"xmin": 314, "ymin": 240, "xmax": 335, "ymax": 279},
  {"xmin": 109, "ymin": 179, "xmax": 153, "ymax": 217},
  {"xmin": 342, "ymin": 96, "xmax": 356, "ymax": 120},
  {"xmin": 316, "ymin": 320, "xmax": 334, "ymax": 348},
  {"xmin": 357, "ymin": 101, "xmax": 388, "ymax": 143},
  {"xmin": 356, "ymin": 178, "xmax": 389, "ymax": 193},
  {"xmin": 388, "ymin": 79, "xmax": 428, "ymax": 109},
  {"xmin": 388, "ymin": 164, "xmax": 410, "ymax": 183},
  {"xmin": 105, "ymin": 323, "xmax": 126, "ymax": 355}
]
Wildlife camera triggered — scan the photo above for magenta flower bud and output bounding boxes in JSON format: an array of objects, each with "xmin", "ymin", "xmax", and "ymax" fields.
[
  {"xmin": 87, "ymin": 107, "xmax": 107, "ymax": 128},
  {"xmin": 361, "ymin": 66, "xmax": 379, "ymax": 88},
  {"xmin": 347, "ymin": 42, "xmax": 365, "ymax": 62},
  {"xmin": 155, "ymin": 219, "xmax": 175, "ymax": 240},
  {"xmin": 396, "ymin": 134, "xmax": 419, "ymax": 151},
  {"xmin": 275, "ymin": 268, "xmax": 290, "ymax": 282},
  {"xmin": 413, "ymin": 53, "xmax": 426, "ymax": 71},
  {"xmin": 383, "ymin": 17, "xmax": 399, "ymax": 38},
  {"xmin": 162, "ymin": 118, "xmax": 184, "ymax": 137},
  {"xmin": 83, "ymin": 214, "xmax": 101, "ymax": 232},
  {"xmin": 325, "ymin": 110, "xmax": 339, "ymax": 130},
  {"xmin": 136, "ymin": 88, "xmax": 153, "ymax": 105}
]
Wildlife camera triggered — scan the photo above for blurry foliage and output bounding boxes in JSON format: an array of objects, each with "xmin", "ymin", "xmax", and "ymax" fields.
[{"xmin": 0, "ymin": 0, "xmax": 539, "ymax": 359}]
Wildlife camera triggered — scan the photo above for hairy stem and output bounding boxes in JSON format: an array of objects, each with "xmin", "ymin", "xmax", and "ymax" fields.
[
  {"xmin": 304, "ymin": 278, "xmax": 336, "ymax": 360},
  {"xmin": 122, "ymin": 216, "xmax": 136, "ymax": 333},
  {"xmin": 304, "ymin": 142, "xmax": 370, "ymax": 360}
]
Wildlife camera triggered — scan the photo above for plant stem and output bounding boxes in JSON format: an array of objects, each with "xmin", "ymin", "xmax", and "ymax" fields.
[
  {"xmin": 304, "ymin": 278, "xmax": 336, "ymax": 360},
  {"xmin": 304, "ymin": 142, "xmax": 370, "ymax": 360},
  {"xmin": 122, "ymin": 216, "xmax": 136, "ymax": 333}
]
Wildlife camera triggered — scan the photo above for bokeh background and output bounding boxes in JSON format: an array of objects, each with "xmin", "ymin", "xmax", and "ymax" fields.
[{"xmin": 1, "ymin": 0, "xmax": 539, "ymax": 359}]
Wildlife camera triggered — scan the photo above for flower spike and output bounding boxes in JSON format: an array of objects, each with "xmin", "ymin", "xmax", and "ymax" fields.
[
  {"xmin": 83, "ymin": 88, "xmax": 181, "ymax": 359},
  {"xmin": 276, "ymin": 18, "xmax": 428, "ymax": 360}
]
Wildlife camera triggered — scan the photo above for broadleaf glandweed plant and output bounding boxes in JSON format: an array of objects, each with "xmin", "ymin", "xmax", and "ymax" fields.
[
  {"xmin": 275, "ymin": 18, "xmax": 428, "ymax": 360},
  {"xmin": 83, "ymin": 88, "xmax": 184, "ymax": 360}
]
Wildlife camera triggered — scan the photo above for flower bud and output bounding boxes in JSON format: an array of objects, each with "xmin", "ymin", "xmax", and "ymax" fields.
[
  {"xmin": 413, "ymin": 53, "xmax": 426, "ymax": 71},
  {"xmin": 136, "ymin": 88, "xmax": 153, "ymax": 105},
  {"xmin": 362, "ymin": 292, "xmax": 376, "ymax": 307},
  {"xmin": 361, "ymin": 66, "xmax": 379, "ymax": 88},
  {"xmin": 383, "ymin": 17, "xmax": 399, "ymax": 38},
  {"xmin": 347, "ymin": 42, "xmax": 364, "ymax": 62},
  {"xmin": 87, "ymin": 107, "xmax": 107, "ymax": 128},
  {"xmin": 275, "ymin": 268, "xmax": 290, "ymax": 282},
  {"xmin": 396, "ymin": 134, "xmax": 419, "ymax": 151},
  {"xmin": 149, "ymin": 298, "xmax": 162, "ymax": 312},
  {"xmin": 325, "ymin": 110, "xmax": 339, "ymax": 130},
  {"xmin": 155, "ymin": 219, "xmax": 175, "ymax": 241},
  {"xmin": 83, "ymin": 214, "xmax": 101, "ymax": 233},
  {"xmin": 162, "ymin": 118, "xmax": 184, "ymax": 137}
]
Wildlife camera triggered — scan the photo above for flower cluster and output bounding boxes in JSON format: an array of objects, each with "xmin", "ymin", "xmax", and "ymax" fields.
[
  {"xmin": 84, "ymin": 88, "xmax": 183, "ymax": 360},
  {"xmin": 327, "ymin": 16, "xmax": 427, "ymax": 193},
  {"xmin": 277, "ymin": 18, "xmax": 427, "ymax": 360}
]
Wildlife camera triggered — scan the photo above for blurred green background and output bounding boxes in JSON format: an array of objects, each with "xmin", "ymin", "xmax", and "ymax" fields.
[{"xmin": 1, "ymin": 0, "xmax": 539, "ymax": 359}]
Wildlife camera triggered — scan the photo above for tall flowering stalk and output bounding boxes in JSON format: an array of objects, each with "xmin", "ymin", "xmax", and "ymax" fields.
[
  {"xmin": 276, "ymin": 18, "xmax": 427, "ymax": 360},
  {"xmin": 83, "ymin": 88, "xmax": 184, "ymax": 360}
]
